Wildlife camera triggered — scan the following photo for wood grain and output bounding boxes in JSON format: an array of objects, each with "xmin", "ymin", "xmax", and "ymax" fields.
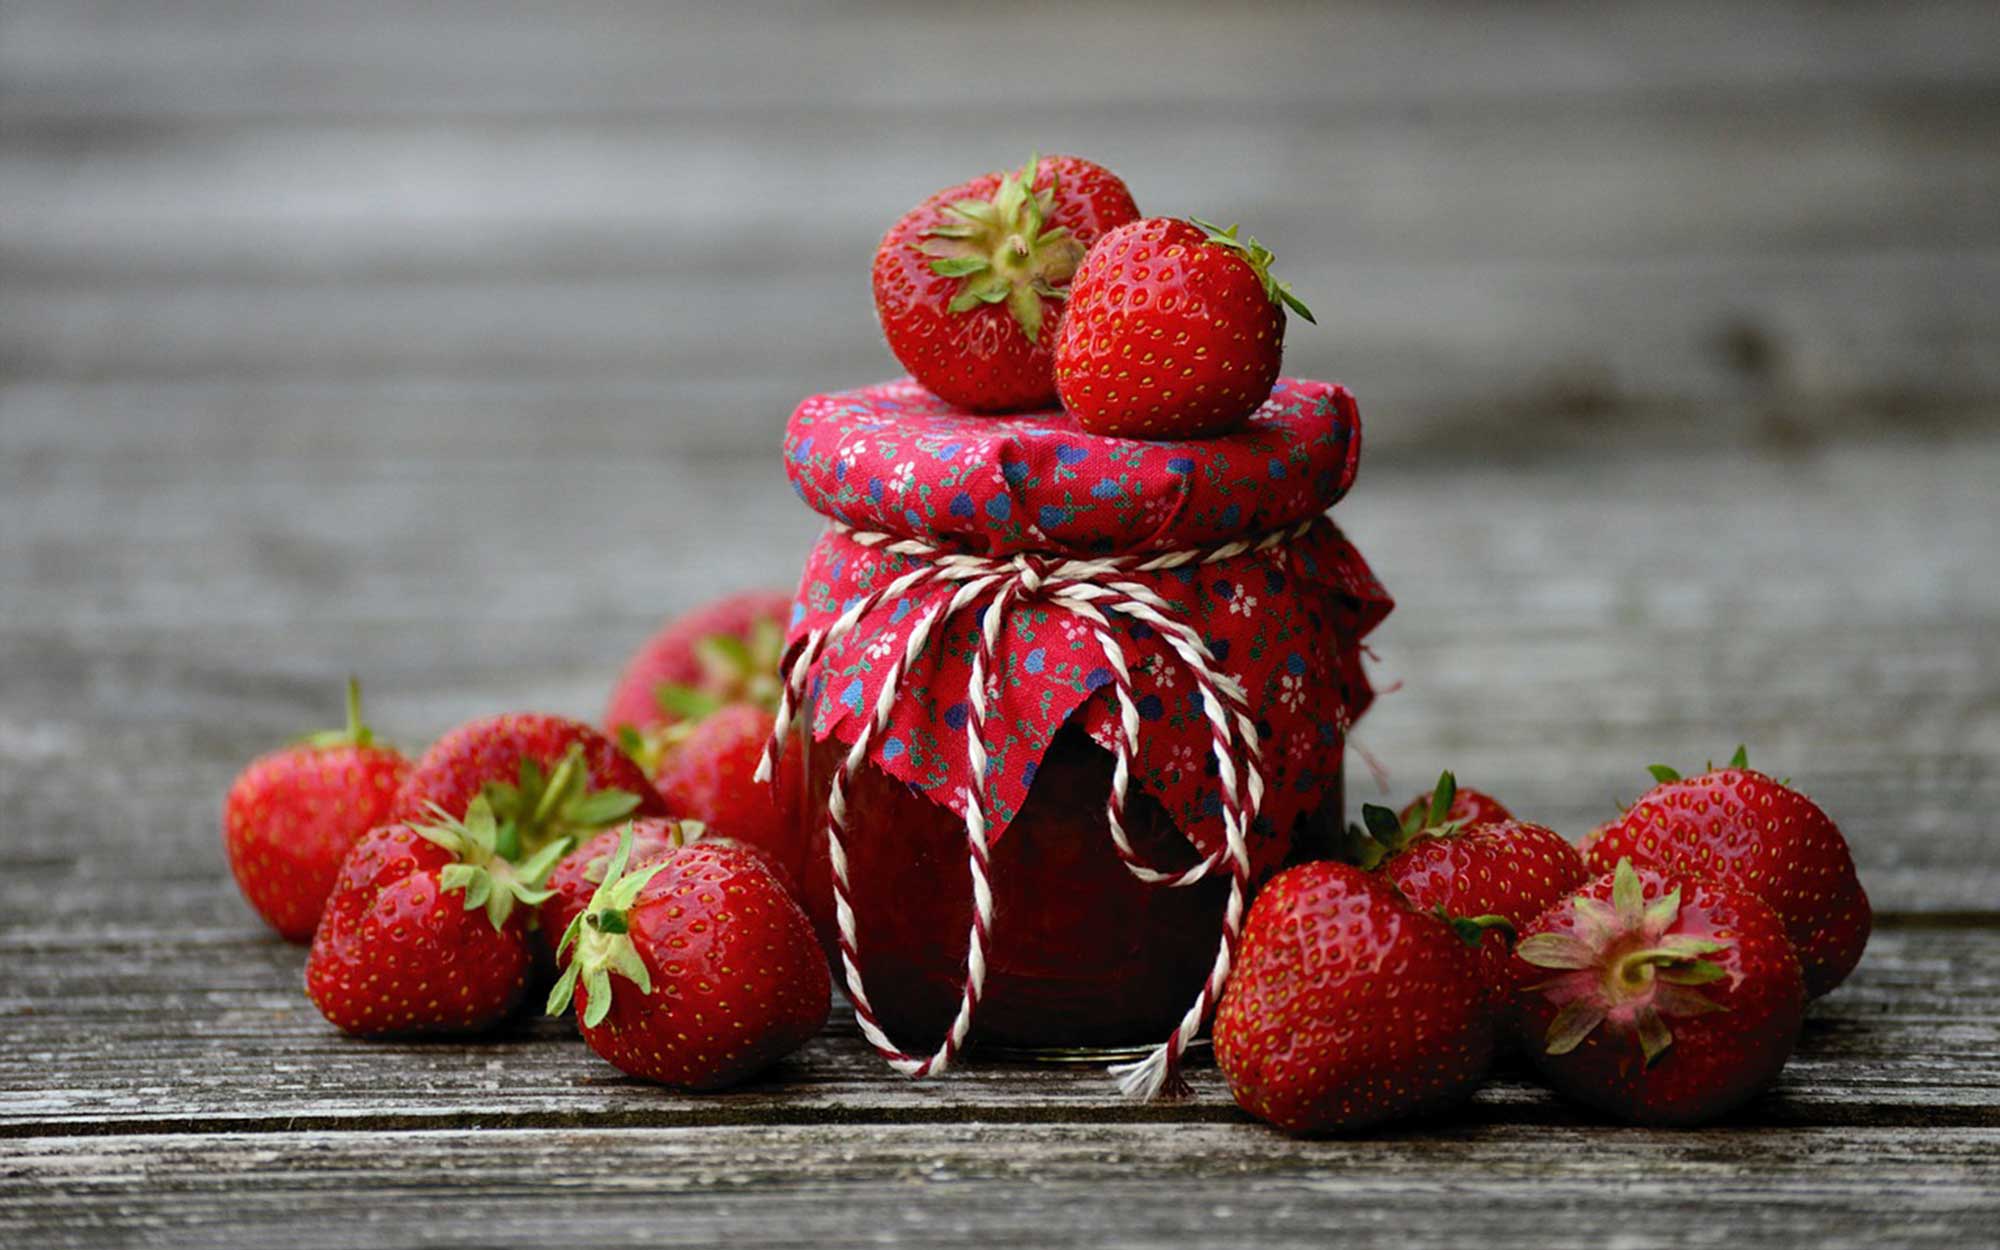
[
  {"xmin": 6, "ymin": 1, "xmax": 1997, "ymax": 121},
  {"xmin": 5, "ymin": 1123, "xmax": 1997, "ymax": 1250},
  {"xmin": 6, "ymin": 4, "xmax": 1999, "ymax": 446},
  {"xmin": 1, "ymin": 929, "xmax": 1995, "ymax": 1133}
]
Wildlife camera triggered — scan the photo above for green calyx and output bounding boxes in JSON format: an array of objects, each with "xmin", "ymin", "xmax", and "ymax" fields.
[
  {"xmin": 1188, "ymin": 217, "xmax": 1315, "ymax": 324},
  {"xmin": 415, "ymin": 796, "xmax": 569, "ymax": 932},
  {"xmin": 299, "ymin": 676, "xmax": 385, "ymax": 750},
  {"xmin": 918, "ymin": 151, "xmax": 1084, "ymax": 346},
  {"xmin": 479, "ymin": 744, "xmax": 641, "ymax": 857},
  {"xmin": 582, "ymin": 819, "xmax": 703, "ymax": 885},
  {"xmin": 1647, "ymin": 744, "xmax": 1751, "ymax": 785},
  {"xmin": 651, "ymin": 615, "xmax": 786, "ymax": 726},
  {"xmin": 1336, "ymin": 770, "xmax": 1465, "ymax": 868},
  {"xmin": 1439, "ymin": 909, "xmax": 1516, "ymax": 951},
  {"xmin": 1517, "ymin": 858, "xmax": 1731, "ymax": 1066},
  {"xmin": 545, "ymin": 824, "xmax": 677, "ymax": 1029},
  {"xmin": 625, "ymin": 616, "xmax": 788, "ymax": 773}
]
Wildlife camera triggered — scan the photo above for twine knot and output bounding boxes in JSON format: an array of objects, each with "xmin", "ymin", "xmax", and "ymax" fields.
[{"xmin": 1009, "ymin": 553, "xmax": 1054, "ymax": 596}]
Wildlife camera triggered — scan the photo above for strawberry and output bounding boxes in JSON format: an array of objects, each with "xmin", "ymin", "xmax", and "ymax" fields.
[
  {"xmin": 1053, "ymin": 216, "xmax": 1314, "ymax": 439},
  {"xmin": 603, "ymin": 593, "xmax": 808, "ymax": 888},
  {"xmin": 537, "ymin": 818, "xmax": 695, "ymax": 966},
  {"xmin": 652, "ymin": 702, "xmax": 806, "ymax": 892},
  {"xmin": 1336, "ymin": 770, "xmax": 1517, "ymax": 868},
  {"xmin": 1580, "ymin": 747, "xmax": 1870, "ymax": 998},
  {"xmin": 1375, "ymin": 813, "xmax": 1589, "ymax": 1010},
  {"xmin": 1213, "ymin": 861, "xmax": 1494, "ymax": 1134},
  {"xmin": 392, "ymin": 712, "xmax": 665, "ymax": 857},
  {"xmin": 547, "ymin": 827, "xmax": 831, "ymax": 1090},
  {"xmin": 223, "ymin": 678, "xmax": 411, "ymax": 942},
  {"xmin": 305, "ymin": 798, "xmax": 568, "ymax": 1036},
  {"xmin": 536, "ymin": 818, "xmax": 794, "ymax": 971},
  {"xmin": 1511, "ymin": 858, "xmax": 1806, "ymax": 1125},
  {"xmin": 873, "ymin": 153, "xmax": 1140, "ymax": 412},
  {"xmin": 1398, "ymin": 773, "xmax": 1514, "ymax": 831},
  {"xmin": 603, "ymin": 590, "xmax": 792, "ymax": 745}
]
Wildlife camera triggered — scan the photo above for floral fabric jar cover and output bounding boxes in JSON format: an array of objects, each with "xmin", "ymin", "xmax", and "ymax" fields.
[{"xmin": 781, "ymin": 376, "xmax": 1392, "ymax": 877}]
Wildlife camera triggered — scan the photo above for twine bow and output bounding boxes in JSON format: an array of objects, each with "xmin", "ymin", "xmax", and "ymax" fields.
[{"xmin": 757, "ymin": 518, "xmax": 1313, "ymax": 1099}]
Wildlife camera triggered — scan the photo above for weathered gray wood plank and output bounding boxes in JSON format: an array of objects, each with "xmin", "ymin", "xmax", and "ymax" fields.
[
  {"xmin": 5, "ymin": 0, "xmax": 1997, "ymax": 121},
  {"xmin": 9, "ymin": 94, "xmax": 1999, "ymax": 283},
  {"xmin": 0, "ymin": 929, "xmax": 1992, "ymax": 1132},
  {"xmin": 8, "ymin": 7, "xmax": 2000, "ymax": 439},
  {"xmin": 5, "ymin": 251, "xmax": 1997, "ymax": 444},
  {"xmin": 3, "ymin": 1123, "xmax": 1996, "ymax": 1250}
]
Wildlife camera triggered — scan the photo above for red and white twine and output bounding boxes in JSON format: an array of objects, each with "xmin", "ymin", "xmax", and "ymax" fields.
[{"xmin": 755, "ymin": 518, "xmax": 1313, "ymax": 1099}]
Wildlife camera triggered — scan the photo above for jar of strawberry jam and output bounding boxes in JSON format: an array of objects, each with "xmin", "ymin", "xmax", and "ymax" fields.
[{"xmin": 766, "ymin": 377, "xmax": 1390, "ymax": 1088}]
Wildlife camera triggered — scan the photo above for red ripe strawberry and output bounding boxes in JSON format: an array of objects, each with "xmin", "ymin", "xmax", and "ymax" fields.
[
  {"xmin": 547, "ymin": 827, "xmax": 830, "ymax": 1090},
  {"xmin": 1053, "ymin": 216, "xmax": 1314, "ymax": 439},
  {"xmin": 1214, "ymin": 861, "xmax": 1494, "ymax": 1134},
  {"xmin": 223, "ymin": 679, "xmax": 411, "ymax": 942},
  {"xmin": 1580, "ymin": 747, "xmax": 1870, "ymax": 998},
  {"xmin": 653, "ymin": 703, "xmax": 806, "ymax": 890},
  {"xmin": 1511, "ymin": 858, "xmax": 1806, "ymax": 1126},
  {"xmin": 603, "ymin": 590, "xmax": 792, "ymax": 744},
  {"xmin": 305, "ymin": 798, "xmax": 568, "ymax": 1036},
  {"xmin": 537, "ymin": 818, "xmax": 695, "ymax": 965},
  {"xmin": 1339, "ymin": 770, "xmax": 1516, "ymax": 868},
  {"xmin": 1397, "ymin": 773, "xmax": 1514, "ymax": 831},
  {"xmin": 873, "ymin": 153, "xmax": 1140, "ymax": 412},
  {"xmin": 393, "ymin": 712, "xmax": 665, "ymax": 856},
  {"xmin": 1379, "ymin": 820, "xmax": 1589, "ymax": 1010}
]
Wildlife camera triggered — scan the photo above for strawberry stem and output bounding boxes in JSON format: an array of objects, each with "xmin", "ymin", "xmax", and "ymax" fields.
[
  {"xmin": 300, "ymin": 676, "xmax": 383, "ymax": 750},
  {"xmin": 1187, "ymin": 217, "xmax": 1316, "ymax": 324}
]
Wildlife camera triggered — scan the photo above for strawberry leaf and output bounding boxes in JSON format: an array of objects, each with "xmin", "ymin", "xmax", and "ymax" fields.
[
  {"xmin": 1427, "ymin": 770, "xmax": 1457, "ymax": 829},
  {"xmin": 1516, "ymin": 932, "xmax": 1595, "ymax": 970},
  {"xmin": 1441, "ymin": 910, "xmax": 1515, "ymax": 951},
  {"xmin": 1544, "ymin": 1001, "xmax": 1608, "ymax": 1055},
  {"xmin": 1611, "ymin": 858, "xmax": 1646, "ymax": 926},
  {"xmin": 569, "ymin": 789, "xmax": 642, "ymax": 827},
  {"xmin": 1361, "ymin": 803, "xmax": 1403, "ymax": 844},
  {"xmin": 655, "ymin": 683, "xmax": 724, "ymax": 721},
  {"xmin": 1658, "ymin": 960, "xmax": 1729, "ymax": 987},
  {"xmin": 582, "ymin": 968, "xmax": 615, "ymax": 1029},
  {"xmin": 1634, "ymin": 1005, "xmax": 1674, "ymax": 1065}
]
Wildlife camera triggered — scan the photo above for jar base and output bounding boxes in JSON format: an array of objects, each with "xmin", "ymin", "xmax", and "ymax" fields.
[{"xmin": 972, "ymin": 1038, "xmax": 1210, "ymax": 1066}]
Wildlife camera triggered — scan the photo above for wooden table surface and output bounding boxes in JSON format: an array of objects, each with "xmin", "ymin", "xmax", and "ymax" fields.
[{"xmin": 4, "ymin": 3, "xmax": 1998, "ymax": 1246}]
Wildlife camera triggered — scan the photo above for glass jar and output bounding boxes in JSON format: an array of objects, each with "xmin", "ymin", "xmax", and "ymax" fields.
[
  {"xmin": 775, "ymin": 376, "xmax": 1389, "ymax": 1064},
  {"xmin": 791, "ymin": 721, "xmax": 1342, "ymax": 1053}
]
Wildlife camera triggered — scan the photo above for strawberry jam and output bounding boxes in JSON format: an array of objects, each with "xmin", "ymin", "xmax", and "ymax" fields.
[
  {"xmin": 779, "ymin": 376, "xmax": 1386, "ymax": 1056},
  {"xmin": 795, "ymin": 722, "xmax": 1337, "ymax": 1050}
]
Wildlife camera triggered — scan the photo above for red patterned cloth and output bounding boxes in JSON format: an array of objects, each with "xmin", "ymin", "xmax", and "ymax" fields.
[
  {"xmin": 785, "ymin": 376, "xmax": 1362, "ymax": 556},
  {"xmin": 782, "ymin": 377, "xmax": 1391, "ymax": 868}
]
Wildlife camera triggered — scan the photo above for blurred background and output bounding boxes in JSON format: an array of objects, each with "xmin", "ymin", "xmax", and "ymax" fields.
[{"xmin": 4, "ymin": 2, "xmax": 1997, "ymax": 907}]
